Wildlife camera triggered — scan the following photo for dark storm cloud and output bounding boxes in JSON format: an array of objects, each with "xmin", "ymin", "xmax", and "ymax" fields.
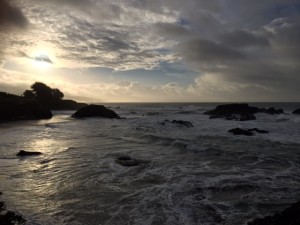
[
  {"xmin": 221, "ymin": 30, "xmax": 270, "ymax": 48},
  {"xmin": 0, "ymin": 0, "xmax": 28, "ymax": 29},
  {"xmin": 177, "ymin": 39, "xmax": 246, "ymax": 66}
]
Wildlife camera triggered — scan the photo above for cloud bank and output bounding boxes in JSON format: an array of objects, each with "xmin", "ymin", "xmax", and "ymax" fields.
[{"xmin": 1, "ymin": 0, "xmax": 300, "ymax": 101}]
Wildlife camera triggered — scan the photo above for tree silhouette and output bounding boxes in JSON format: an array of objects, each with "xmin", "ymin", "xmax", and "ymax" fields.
[
  {"xmin": 52, "ymin": 88, "xmax": 64, "ymax": 101},
  {"xmin": 28, "ymin": 82, "xmax": 65, "ymax": 106},
  {"xmin": 23, "ymin": 90, "xmax": 35, "ymax": 98}
]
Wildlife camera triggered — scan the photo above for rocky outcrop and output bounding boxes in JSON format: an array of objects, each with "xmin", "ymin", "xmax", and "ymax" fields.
[
  {"xmin": 293, "ymin": 108, "xmax": 300, "ymax": 115},
  {"xmin": 0, "ymin": 193, "xmax": 26, "ymax": 225},
  {"xmin": 16, "ymin": 150, "xmax": 42, "ymax": 156},
  {"xmin": 248, "ymin": 201, "xmax": 300, "ymax": 225},
  {"xmin": 115, "ymin": 156, "xmax": 150, "ymax": 167},
  {"xmin": 228, "ymin": 128, "xmax": 269, "ymax": 136},
  {"xmin": 72, "ymin": 105, "xmax": 120, "ymax": 119},
  {"xmin": 0, "ymin": 99, "xmax": 52, "ymax": 122},
  {"xmin": 204, "ymin": 104, "xmax": 284, "ymax": 121}
]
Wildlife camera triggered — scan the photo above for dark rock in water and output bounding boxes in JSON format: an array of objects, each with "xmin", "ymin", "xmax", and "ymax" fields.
[
  {"xmin": 229, "ymin": 128, "xmax": 269, "ymax": 136},
  {"xmin": 293, "ymin": 108, "xmax": 300, "ymax": 114},
  {"xmin": 172, "ymin": 120, "xmax": 194, "ymax": 128},
  {"xmin": 72, "ymin": 105, "xmax": 120, "ymax": 119},
  {"xmin": 0, "ymin": 196, "xmax": 26, "ymax": 225},
  {"xmin": 248, "ymin": 201, "xmax": 300, "ymax": 225},
  {"xmin": 0, "ymin": 99, "xmax": 52, "ymax": 121},
  {"xmin": 115, "ymin": 156, "xmax": 150, "ymax": 167},
  {"xmin": 228, "ymin": 128, "xmax": 254, "ymax": 136},
  {"xmin": 262, "ymin": 107, "xmax": 284, "ymax": 115},
  {"xmin": 16, "ymin": 150, "xmax": 42, "ymax": 156},
  {"xmin": 204, "ymin": 104, "xmax": 260, "ymax": 117},
  {"xmin": 0, "ymin": 211, "xmax": 26, "ymax": 225},
  {"xmin": 204, "ymin": 104, "xmax": 284, "ymax": 121},
  {"xmin": 248, "ymin": 128, "xmax": 269, "ymax": 134}
]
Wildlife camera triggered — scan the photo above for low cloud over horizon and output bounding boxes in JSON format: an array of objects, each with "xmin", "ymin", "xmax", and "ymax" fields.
[{"xmin": 1, "ymin": 0, "xmax": 300, "ymax": 102}]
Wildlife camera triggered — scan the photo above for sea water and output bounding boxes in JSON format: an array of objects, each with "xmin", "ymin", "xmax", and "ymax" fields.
[{"xmin": 1, "ymin": 103, "xmax": 300, "ymax": 225}]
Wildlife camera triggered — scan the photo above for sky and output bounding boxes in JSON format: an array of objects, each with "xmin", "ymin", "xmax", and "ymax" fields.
[{"xmin": 0, "ymin": 0, "xmax": 300, "ymax": 102}]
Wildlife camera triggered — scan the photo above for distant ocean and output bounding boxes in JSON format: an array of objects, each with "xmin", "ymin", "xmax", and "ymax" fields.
[{"xmin": 1, "ymin": 103, "xmax": 300, "ymax": 225}]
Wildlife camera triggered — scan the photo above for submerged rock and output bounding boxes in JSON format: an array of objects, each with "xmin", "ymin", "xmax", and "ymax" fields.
[
  {"xmin": 228, "ymin": 128, "xmax": 254, "ymax": 136},
  {"xmin": 115, "ymin": 156, "xmax": 150, "ymax": 167},
  {"xmin": 293, "ymin": 108, "xmax": 300, "ymax": 115},
  {"xmin": 248, "ymin": 128, "xmax": 269, "ymax": 134},
  {"xmin": 248, "ymin": 201, "xmax": 300, "ymax": 225},
  {"xmin": 160, "ymin": 119, "xmax": 194, "ymax": 128},
  {"xmin": 16, "ymin": 150, "xmax": 42, "ymax": 156},
  {"xmin": 172, "ymin": 120, "xmax": 194, "ymax": 128},
  {"xmin": 72, "ymin": 105, "xmax": 120, "ymax": 119}
]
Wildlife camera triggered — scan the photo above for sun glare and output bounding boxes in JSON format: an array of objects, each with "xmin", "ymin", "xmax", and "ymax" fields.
[{"xmin": 31, "ymin": 50, "xmax": 54, "ymax": 69}]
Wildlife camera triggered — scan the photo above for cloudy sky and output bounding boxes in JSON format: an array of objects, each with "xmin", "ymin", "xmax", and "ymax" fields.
[{"xmin": 0, "ymin": 0, "xmax": 299, "ymax": 102}]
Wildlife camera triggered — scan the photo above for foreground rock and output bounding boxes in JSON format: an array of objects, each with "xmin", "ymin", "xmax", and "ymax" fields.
[
  {"xmin": 293, "ymin": 108, "xmax": 300, "ymax": 115},
  {"xmin": 204, "ymin": 104, "xmax": 284, "ymax": 121},
  {"xmin": 115, "ymin": 156, "xmax": 150, "ymax": 167},
  {"xmin": 72, "ymin": 105, "xmax": 120, "ymax": 119},
  {"xmin": 16, "ymin": 150, "xmax": 42, "ymax": 156},
  {"xmin": 228, "ymin": 128, "xmax": 269, "ymax": 136},
  {"xmin": 0, "ymin": 94, "xmax": 52, "ymax": 121},
  {"xmin": 248, "ymin": 201, "xmax": 300, "ymax": 225},
  {"xmin": 0, "ymin": 194, "xmax": 26, "ymax": 225}
]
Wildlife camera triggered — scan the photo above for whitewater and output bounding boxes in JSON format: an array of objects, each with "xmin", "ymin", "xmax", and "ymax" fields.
[{"xmin": 1, "ymin": 103, "xmax": 300, "ymax": 225}]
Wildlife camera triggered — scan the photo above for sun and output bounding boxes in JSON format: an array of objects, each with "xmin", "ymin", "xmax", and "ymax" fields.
[{"xmin": 32, "ymin": 52, "xmax": 53, "ymax": 69}]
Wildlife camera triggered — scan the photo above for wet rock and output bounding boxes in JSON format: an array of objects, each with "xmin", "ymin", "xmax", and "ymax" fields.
[
  {"xmin": 204, "ymin": 104, "xmax": 284, "ymax": 121},
  {"xmin": 248, "ymin": 128, "xmax": 269, "ymax": 134},
  {"xmin": 204, "ymin": 104, "xmax": 259, "ymax": 117},
  {"xmin": 115, "ymin": 156, "xmax": 150, "ymax": 167},
  {"xmin": 228, "ymin": 128, "xmax": 254, "ymax": 136},
  {"xmin": 16, "ymin": 150, "xmax": 42, "ymax": 156},
  {"xmin": 172, "ymin": 120, "xmax": 194, "ymax": 128},
  {"xmin": 293, "ymin": 108, "xmax": 300, "ymax": 115},
  {"xmin": 248, "ymin": 201, "xmax": 300, "ymax": 225},
  {"xmin": 229, "ymin": 128, "xmax": 269, "ymax": 136},
  {"xmin": 72, "ymin": 105, "xmax": 120, "ymax": 119},
  {"xmin": 0, "ymin": 196, "xmax": 26, "ymax": 225},
  {"xmin": 160, "ymin": 119, "xmax": 193, "ymax": 127},
  {"xmin": 0, "ymin": 211, "xmax": 26, "ymax": 225}
]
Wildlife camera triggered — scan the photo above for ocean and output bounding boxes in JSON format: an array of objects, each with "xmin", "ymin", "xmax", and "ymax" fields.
[{"xmin": 1, "ymin": 103, "xmax": 300, "ymax": 225}]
